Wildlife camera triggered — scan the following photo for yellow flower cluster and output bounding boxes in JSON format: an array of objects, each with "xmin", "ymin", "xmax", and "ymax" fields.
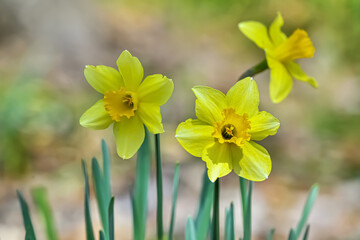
[{"xmin": 80, "ymin": 13, "xmax": 315, "ymax": 182}]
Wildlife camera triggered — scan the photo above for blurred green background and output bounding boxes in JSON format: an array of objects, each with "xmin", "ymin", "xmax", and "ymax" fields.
[{"xmin": 1, "ymin": 0, "xmax": 360, "ymax": 239}]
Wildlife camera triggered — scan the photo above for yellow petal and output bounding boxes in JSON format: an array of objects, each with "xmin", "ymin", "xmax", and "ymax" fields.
[
  {"xmin": 116, "ymin": 50, "xmax": 144, "ymax": 91},
  {"xmin": 137, "ymin": 102, "xmax": 164, "ymax": 134},
  {"xmin": 137, "ymin": 74, "xmax": 174, "ymax": 105},
  {"xmin": 80, "ymin": 99, "xmax": 113, "ymax": 129},
  {"xmin": 203, "ymin": 142, "xmax": 242, "ymax": 182},
  {"xmin": 233, "ymin": 141, "xmax": 271, "ymax": 181},
  {"xmin": 84, "ymin": 65, "xmax": 123, "ymax": 94},
  {"xmin": 113, "ymin": 115, "xmax": 145, "ymax": 159},
  {"xmin": 285, "ymin": 61, "xmax": 318, "ymax": 88},
  {"xmin": 267, "ymin": 57, "xmax": 293, "ymax": 103},
  {"xmin": 248, "ymin": 111, "xmax": 280, "ymax": 141},
  {"xmin": 193, "ymin": 86, "xmax": 227, "ymax": 125},
  {"xmin": 175, "ymin": 119, "xmax": 214, "ymax": 157},
  {"xmin": 269, "ymin": 13, "xmax": 287, "ymax": 46},
  {"xmin": 226, "ymin": 77, "xmax": 259, "ymax": 118},
  {"xmin": 238, "ymin": 21, "xmax": 272, "ymax": 49}
]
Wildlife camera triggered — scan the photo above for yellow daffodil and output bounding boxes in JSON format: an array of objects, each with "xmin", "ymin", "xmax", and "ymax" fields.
[
  {"xmin": 239, "ymin": 13, "xmax": 318, "ymax": 103},
  {"xmin": 80, "ymin": 50, "xmax": 174, "ymax": 159},
  {"xmin": 175, "ymin": 77, "xmax": 279, "ymax": 182}
]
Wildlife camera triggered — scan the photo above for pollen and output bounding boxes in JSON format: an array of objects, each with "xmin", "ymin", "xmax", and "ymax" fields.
[
  {"xmin": 212, "ymin": 108, "xmax": 251, "ymax": 146},
  {"xmin": 103, "ymin": 87, "xmax": 138, "ymax": 121},
  {"xmin": 269, "ymin": 29, "xmax": 315, "ymax": 62}
]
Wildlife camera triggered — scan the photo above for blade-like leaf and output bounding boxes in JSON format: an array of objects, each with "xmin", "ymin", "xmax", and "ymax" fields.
[
  {"xmin": 130, "ymin": 190, "xmax": 138, "ymax": 239},
  {"xmin": 132, "ymin": 129, "xmax": 151, "ymax": 240},
  {"xmin": 17, "ymin": 190, "xmax": 37, "ymax": 240},
  {"xmin": 92, "ymin": 157, "xmax": 109, "ymax": 238},
  {"xmin": 302, "ymin": 225, "xmax": 310, "ymax": 240},
  {"xmin": 266, "ymin": 228, "xmax": 275, "ymax": 240},
  {"xmin": 196, "ymin": 169, "xmax": 212, "ymax": 219},
  {"xmin": 295, "ymin": 184, "xmax": 319, "ymax": 238},
  {"xmin": 108, "ymin": 197, "xmax": 115, "ymax": 240},
  {"xmin": 168, "ymin": 162, "xmax": 180, "ymax": 240},
  {"xmin": 288, "ymin": 228, "xmax": 296, "ymax": 240},
  {"xmin": 81, "ymin": 160, "xmax": 95, "ymax": 240},
  {"xmin": 31, "ymin": 187, "xmax": 58, "ymax": 240},
  {"xmin": 101, "ymin": 139, "xmax": 112, "ymax": 203},
  {"xmin": 195, "ymin": 168, "xmax": 214, "ymax": 240},
  {"xmin": 185, "ymin": 217, "xmax": 197, "ymax": 240},
  {"xmin": 239, "ymin": 177, "xmax": 248, "ymax": 237},
  {"xmin": 99, "ymin": 231, "xmax": 106, "ymax": 240},
  {"xmin": 239, "ymin": 177, "xmax": 248, "ymax": 219},
  {"xmin": 225, "ymin": 202, "xmax": 235, "ymax": 240}
]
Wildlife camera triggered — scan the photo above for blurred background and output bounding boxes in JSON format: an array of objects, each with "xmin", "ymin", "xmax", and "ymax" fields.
[{"xmin": 1, "ymin": 0, "xmax": 360, "ymax": 239}]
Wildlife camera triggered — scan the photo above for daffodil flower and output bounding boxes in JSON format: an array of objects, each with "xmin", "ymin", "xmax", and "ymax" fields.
[
  {"xmin": 175, "ymin": 77, "xmax": 279, "ymax": 182},
  {"xmin": 239, "ymin": 13, "xmax": 318, "ymax": 103},
  {"xmin": 80, "ymin": 50, "xmax": 174, "ymax": 159}
]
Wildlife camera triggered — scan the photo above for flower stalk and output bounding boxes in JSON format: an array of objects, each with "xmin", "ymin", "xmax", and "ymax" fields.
[
  {"xmin": 238, "ymin": 59, "xmax": 268, "ymax": 80},
  {"xmin": 155, "ymin": 134, "xmax": 164, "ymax": 240},
  {"xmin": 212, "ymin": 179, "xmax": 220, "ymax": 240}
]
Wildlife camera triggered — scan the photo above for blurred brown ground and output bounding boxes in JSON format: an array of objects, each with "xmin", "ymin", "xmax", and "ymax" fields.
[{"xmin": 0, "ymin": 0, "xmax": 360, "ymax": 239}]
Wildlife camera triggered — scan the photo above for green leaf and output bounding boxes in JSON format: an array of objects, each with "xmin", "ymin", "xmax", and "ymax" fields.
[
  {"xmin": 295, "ymin": 184, "xmax": 319, "ymax": 239},
  {"xmin": 81, "ymin": 160, "xmax": 95, "ymax": 240},
  {"xmin": 92, "ymin": 157, "xmax": 109, "ymax": 239},
  {"xmin": 185, "ymin": 217, "xmax": 197, "ymax": 240},
  {"xmin": 288, "ymin": 228, "xmax": 296, "ymax": 240},
  {"xmin": 101, "ymin": 139, "xmax": 112, "ymax": 203},
  {"xmin": 130, "ymin": 190, "xmax": 139, "ymax": 240},
  {"xmin": 31, "ymin": 187, "xmax": 58, "ymax": 240},
  {"xmin": 99, "ymin": 231, "xmax": 106, "ymax": 240},
  {"xmin": 266, "ymin": 228, "xmax": 275, "ymax": 240},
  {"xmin": 17, "ymin": 190, "xmax": 37, "ymax": 240},
  {"xmin": 225, "ymin": 202, "xmax": 235, "ymax": 240},
  {"xmin": 195, "ymin": 169, "xmax": 214, "ymax": 240},
  {"xmin": 197, "ymin": 170, "xmax": 212, "ymax": 218},
  {"xmin": 302, "ymin": 225, "xmax": 310, "ymax": 240},
  {"xmin": 243, "ymin": 181, "xmax": 253, "ymax": 240},
  {"xmin": 108, "ymin": 197, "xmax": 115, "ymax": 240},
  {"xmin": 239, "ymin": 177, "xmax": 248, "ymax": 236},
  {"xmin": 168, "ymin": 162, "xmax": 180, "ymax": 240},
  {"xmin": 132, "ymin": 129, "xmax": 151, "ymax": 240}
]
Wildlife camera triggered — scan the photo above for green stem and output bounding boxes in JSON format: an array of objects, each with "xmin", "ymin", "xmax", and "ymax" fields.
[
  {"xmin": 155, "ymin": 134, "xmax": 163, "ymax": 240},
  {"xmin": 212, "ymin": 179, "xmax": 220, "ymax": 240},
  {"xmin": 243, "ymin": 181, "xmax": 253, "ymax": 240},
  {"xmin": 238, "ymin": 59, "xmax": 268, "ymax": 80}
]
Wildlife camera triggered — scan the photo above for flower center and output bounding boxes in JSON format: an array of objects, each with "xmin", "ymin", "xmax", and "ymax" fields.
[
  {"xmin": 104, "ymin": 87, "xmax": 138, "ymax": 121},
  {"xmin": 221, "ymin": 124, "xmax": 236, "ymax": 139},
  {"xmin": 212, "ymin": 108, "xmax": 251, "ymax": 146},
  {"xmin": 269, "ymin": 29, "xmax": 315, "ymax": 62}
]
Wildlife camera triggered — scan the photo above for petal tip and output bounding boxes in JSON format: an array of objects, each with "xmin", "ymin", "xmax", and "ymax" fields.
[
  {"xmin": 271, "ymin": 98, "xmax": 282, "ymax": 104},
  {"xmin": 238, "ymin": 22, "xmax": 246, "ymax": 32},
  {"xmin": 84, "ymin": 65, "xmax": 94, "ymax": 71}
]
